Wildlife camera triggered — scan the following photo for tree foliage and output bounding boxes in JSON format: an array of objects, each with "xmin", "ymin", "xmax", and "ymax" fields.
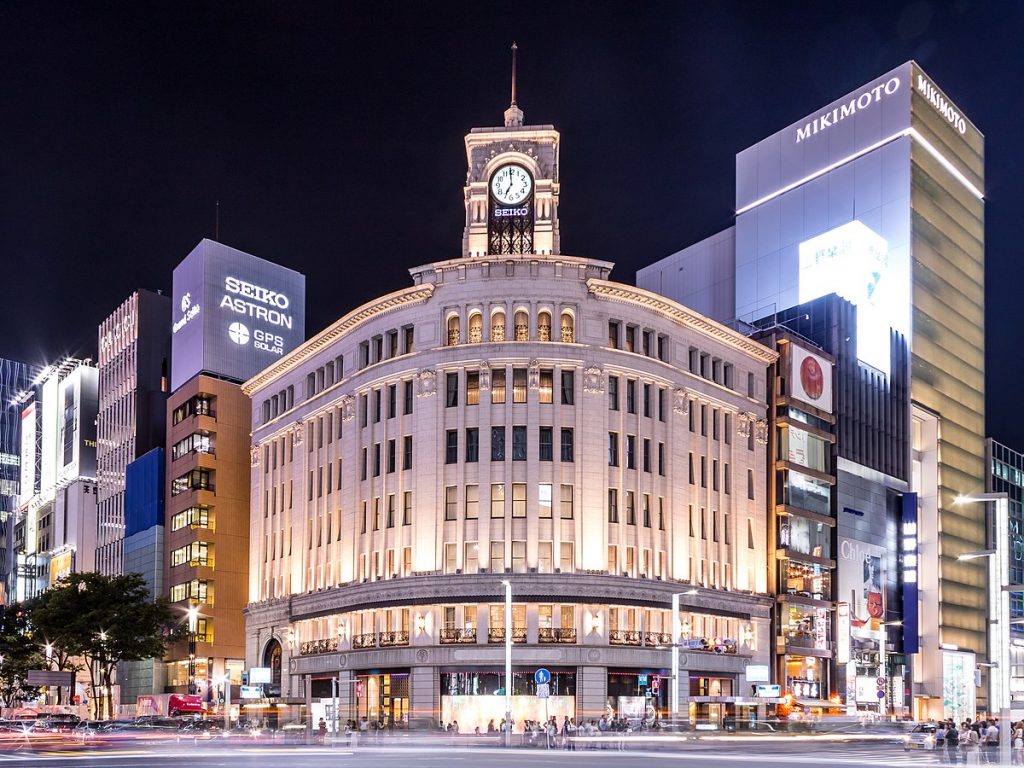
[
  {"xmin": 28, "ymin": 572, "xmax": 183, "ymax": 716},
  {"xmin": 0, "ymin": 603, "xmax": 45, "ymax": 708}
]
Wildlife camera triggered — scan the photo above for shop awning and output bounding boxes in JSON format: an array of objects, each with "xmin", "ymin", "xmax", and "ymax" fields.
[{"xmin": 794, "ymin": 698, "xmax": 840, "ymax": 709}]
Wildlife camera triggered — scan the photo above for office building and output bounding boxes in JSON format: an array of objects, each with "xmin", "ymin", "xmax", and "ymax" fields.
[
  {"xmin": 639, "ymin": 61, "xmax": 984, "ymax": 720},
  {"xmin": 0, "ymin": 358, "xmax": 36, "ymax": 603},
  {"xmin": 96, "ymin": 289, "xmax": 171, "ymax": 577}
]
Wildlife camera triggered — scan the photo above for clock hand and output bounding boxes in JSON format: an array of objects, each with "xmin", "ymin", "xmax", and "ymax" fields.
[{"xmin": 506, "ymin": 181, "xmax": 514, "ymax": 197}]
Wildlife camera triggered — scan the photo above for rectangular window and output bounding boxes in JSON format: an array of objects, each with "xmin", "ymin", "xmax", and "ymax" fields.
[
  {"xmin": 560, "ymin": 484, "xmax": 574, "ymax": 519},
  {"xmin": 465, "ymin": 484, "xmax": 479, "ymax": 519},
  {"xmin": 608, "ymin": 432, "xmax": 619, "ymax": 466},
  {"xmin": 512, "ymin": 483, "xmax": 527, "ymax": 518},
  {"xmin": 403, "ymin": 435, "xmax": 413, "ymax": 470},
  {"xmin": 701, "ymin": 404, "xmax": 707, "ymax": 436},
  {"xmin": 539, "ymin": 369, "xmax": 553, "ymax": 404},
  {"xmin": 626, "ymin": 435, "xmax": 636, "ymax": 469},
  {"xmin": 724, "ymin": 512, "xmax": 731, "ymax": 545},
  {"xmin": 688, "ymin": 505, "xmax": 694, "ymax": 536},
  {"xmin": 490, "ymin": 541, "xmax": 505, "ymax": 573},
  {"xmin": 403, "ymin": 491, "xmax": 412, "ymax": 525},
  {"xmin": 712, "ymin": 459, "xmax": 719, "ymax": 491},
  {"xmin": 466, "ymin": 371, "xmax": 480, "ymax": 405},
  {"xmin": 626, "ymin": 379, "xmax": 636, "ymax": 413},
  {"xmin": 538, "ymin": 483, "xmax": 553, "ymax": 518},
  {"xmin": 658, "ymin": 388, "xmax": 666, "ymax": 421},
  {"xmin": 700, "ymin": 508, "xmax": 707, "ymax": 539},
  {"xmin": 404, "ymin": 325, "xmax": 414, "ymax": 354},
  {"xmin": 373, "ymin": 389, "xmax": 381, "ymax": 423},
  {"xmin": 700, "ymin": 455, "xmax": 707, "ymax": 487},
  {"xmin": 560, "ymin": 428, "xmax": 574, "ymax": 462},
  {"xmin": 466, "ymin": 428, "xmax": 479, "ymax": 463},
  {"xmin": 607, "ymin": 545, "xmax": 618, "ymax": 573},
  {"xmin": 512, "ymin": 541, "xmax": 527, "ymax": 573},
  {"xmin": 658, "ymin": 497, "xmax": 665, "ymax": 530},
  {"xmin": 688, "ymin": 405, "xmax": 695, "ymax": 433},
  {"xmin": 387, "ymin": 439, "xmax": 396, "ymax": 474},
  {"xmin": 492, "ymin": 368, "xmax": 506, "ymax": 404},
  {"xmin": 625, "ymin": 491, "xmax": 636, "ymax": 525},
  {"xmin": 688, "ymin": 452, "xmax": 695, "ymax": 485},
  {"xmin": 538, "ymin": 542, "xmax": 553, "ymax": 573},
  {"xmin": 561, "ymin": 370, "xmax": 575, "ymax": 405},
  {"xmin": 643, "ymin": 383, "xmax": 651, "ymax": 418},
  {"xmin": 608, "ymin": 376, "xmax": 619, "ymax": 410},
  {"xmin": 512, "ymin": 425, "xmax": 527, "ymax": 461},
  {"xmin": 658, "ymin": 442, "xmax": 665, "ymax": 476},
  {"xmin": 465, "ymin": 542, "xmax": 479, "ymax": 573},
  {"xmin": 539, "ymin": 427, "xmax": 553, "ymax": 461},
  {"xmin": 491, "ymin": 483, "xmax": 505, "ymax": 518},
  {"xmin": 373, "ymin": 443, "xmax": 381, "ymax": 477},
  {"xmin": 643, "ymin": 494, "xmax": 651, "ymax": 527},
  {"xmin": 608, "ymin": 489, "xmax": 619, "ymax": 523},
  {"xmin": 713, "ymin": 409, "xmax": 719, "ymax": 440},
  {"xmin": 748, "ymin": 469, "xmax": 755, "ymax": 500},
  {"xmin": 512, "ymin": 368, "xmax": 527, "ymax": 403},
  {"xmin": 724, "ymin": 463, "xmax": 731, "ymax": 494},
  {"xmin": 386, "ymin": 494, "xmax": 395, "ymax": 528},
  {"xmin": 608, "ymin": 321, "xmax": 620, "ymax": 349},
  {"xmin": 625, "ymin": 325, "xmax": 636, "ymax": 353},
  {"xmin": 445, "ymin": 486, "xmax": 457, "ymax": 521},
  {"xmin": 445, "ymin": 430, "xmax": 458, "ymax": 464},
  {"xmin": 404, "ymin": 380, "xmax": 414, "ymax": 415},
  {"xmin": 712, "ymin": 510, "xmax": 719, "ymax": 542},
  {"xmin": 724, "ymin": 413, "xmax": 731, "ymax": 444},
  {"xmin": 444, "ymin": 542, "xmax": 457, "ymax": 574},
  {"xmin": 560, "ymin": 542, "xmax": 574, "ymax": 571},
  {"xmin": 491, "ymin": 426, "xmax": 506, "ymax": 461},
  {"xmin": 387, "ymin": 383, "xmax": 397, "ymax": 419},
  {"xmin": 446, "ymin": 373, "xmax": 458, "ymax": 407}
]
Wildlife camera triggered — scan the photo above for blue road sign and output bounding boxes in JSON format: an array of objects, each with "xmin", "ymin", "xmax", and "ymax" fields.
[{"xmin": 534, "ymin": 668, "xmax": 551, "ymax": 685}]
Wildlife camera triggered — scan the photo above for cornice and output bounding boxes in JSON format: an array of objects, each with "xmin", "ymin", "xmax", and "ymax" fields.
[
  {"xmin": 243, "ymin": 284, "xmax": 435, "ymax": 396},
  {"xmin": 585, "ymin": 279, "xmax": 778, "ymax": 364},
  {"xmin": 281, "ymin": 573, "xmax": 773, "ymax": 622}
]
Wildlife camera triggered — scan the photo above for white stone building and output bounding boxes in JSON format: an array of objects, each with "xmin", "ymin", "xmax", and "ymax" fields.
[{"xmin": 243, "ymin": 95, "xmax": 777, "ymax": 731}]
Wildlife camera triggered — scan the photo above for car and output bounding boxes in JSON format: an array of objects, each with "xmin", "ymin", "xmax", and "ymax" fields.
[
  {"xmin": 904, "ymin": 723, "xmax": 937, "ymax": 750},
  {"xmin": 178, "ymin": 720, "xmax": 224, "ymax": 741}
]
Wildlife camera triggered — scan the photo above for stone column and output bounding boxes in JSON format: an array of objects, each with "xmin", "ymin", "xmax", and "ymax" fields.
[
  {"xmin": 410, "ymin": 665, "xmax": 439, "ymax": 730},
  {"xmin": 576, "ymin": 665, "xmax": 607, "ymax": 724}
]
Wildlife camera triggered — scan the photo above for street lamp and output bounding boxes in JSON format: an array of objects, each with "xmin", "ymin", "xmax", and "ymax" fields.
[
  {"xmin": 501, "ymin": 579, "xmax": 512, "ymax": 746},
  {"xmin": 670, "ymin": 589, "xmax": 698, "ymax": 719},
  {"xmin": 186, "ymin": 604, "xmax": 199, "ymax": 696},
  {"xmin": 956, "ymin": 492, "xmax": 1011, "ymax": 767}
]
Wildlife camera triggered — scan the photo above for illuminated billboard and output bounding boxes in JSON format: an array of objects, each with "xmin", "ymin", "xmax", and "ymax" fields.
[
  {"xmin": 18, "ymin": 403, "xmax": 36, "ymax": 508},
  {"xmin": 789, "ymin": 346, "xmax": 832, "ymax": 414},
  {"xmin": 171, "ymin": 240, "xmax": 306, "ymax": 391}
]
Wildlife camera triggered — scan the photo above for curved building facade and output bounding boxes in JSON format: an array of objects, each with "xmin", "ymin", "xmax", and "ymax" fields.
[{"xmin": 243, "ymin": 100, "xmax": 777, "ymax": 730}]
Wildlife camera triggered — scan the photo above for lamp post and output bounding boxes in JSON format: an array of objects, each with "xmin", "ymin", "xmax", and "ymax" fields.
[
  {"xmin": 501, "ymin": 579, "xmax": 512, "ymax": 746},
  {"xmin": 187, "ymin": 604, "xmax": 199, "ymax": 696},
  {"xmin": 956, "ymin": 492, "xmax": 1011, "ymax": 767},
  {"xmin": 670, "ymin": 589, "xmax": 698, "ymax": 719}
]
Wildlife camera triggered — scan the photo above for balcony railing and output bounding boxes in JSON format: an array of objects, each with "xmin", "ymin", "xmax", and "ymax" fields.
[
  {"xmin": 539, "ymin": 628, "xmax": 577, "ymax": 644},
  {"xmin": 643, "ymin": 632, "xmax": 673, "ymax": 647},
  {"xmin": 379, "ymin": 630, "xmax": 409, "ymax": 647},
  {"xmin": 609, "ymin": 630, "xmax": 641, "ymax": 646},
  {"xmin": 488, "ymin": 628, "xmax": 527, "ymax": 644},
  {"xmin": 784, "ymin": 633, "xmax": 828, "ymax": 651},
  {"xmin": 678, "ymin": 637, "xmax": 739, "ymax": 654},
  {"xmin": 440, "ymin": 628, "xmax": 477, "ymax": 644},
  {"xmin": 300, "ymin": 638, "xmax": 339, "ymax": 656},
  {"xmin": 352, "ymin": 633, "xmax": 377, "ymax": 649}
]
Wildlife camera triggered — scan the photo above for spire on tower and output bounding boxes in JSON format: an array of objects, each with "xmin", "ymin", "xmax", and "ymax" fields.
[{"xmin": 504, "ymin": 41, "xmax": 524, "ymax": 128}]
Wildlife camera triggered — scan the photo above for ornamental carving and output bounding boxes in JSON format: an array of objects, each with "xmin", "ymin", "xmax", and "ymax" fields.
[
  {"xmin": 587, "ymin": 649, "xmax": 601, "ymax": 663},
  {"xmin": 340, "ymin": 394, "xmax": 355, "ymax": 423},
  {"xmin": 415, "ymin": 649, "xmax": 429, "ymax": 663},
  {"xmin": 673, "ymin": 388, "xmax": 690, "ymax": 416},
  {"xmin": 528, "ymin": 359, "xmax": 540, "ymax": 389},
  {"xmin": 737, "ymin": 413, "xmax": 752, "ymax": 438},
  {"xmin": 417, "ymin": 369, "xmax": 437, "ymax": 397},
  {"xmin": 582, "ymin": 366, "xmax": 604, "ymax": 394},
  {"xmin": 755, "ymin": 419, "xmax": 769, "ymax": 445},
  {"xmin": 478, "ymin": 364, "xmax": 491, "ymax": 391},
  {"xmin": 292, "ymin": 422, "xmax": 304, "ymax": 446},
  {"xmin": 250, "ymin": 445, "xmax": 260, "ymax": 468}
]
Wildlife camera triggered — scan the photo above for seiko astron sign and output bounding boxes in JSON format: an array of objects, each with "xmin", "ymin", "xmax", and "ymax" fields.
[{"xmin": 170, "ymin": 239, "xmax": 306, "ymax": 391}]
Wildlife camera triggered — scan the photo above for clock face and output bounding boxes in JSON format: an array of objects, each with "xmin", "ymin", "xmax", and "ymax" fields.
[{"xmin": 490, "ymin": 164, "xmax": 533, "ymax": 205}]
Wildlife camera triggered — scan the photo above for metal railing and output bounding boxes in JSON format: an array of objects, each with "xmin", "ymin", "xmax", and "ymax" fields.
[
  {"xmin": 538, "ymin": 628, "xmax": 577, "ymax": 644},
  {"xmin": 439, "ymin": 628, "xmax": 477, "ymax": 644}
]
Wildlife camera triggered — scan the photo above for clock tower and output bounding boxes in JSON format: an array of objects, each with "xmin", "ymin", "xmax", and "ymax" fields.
[{"xmin": 462, "ymin": 44, "xmax": 560, "ymax": 258}]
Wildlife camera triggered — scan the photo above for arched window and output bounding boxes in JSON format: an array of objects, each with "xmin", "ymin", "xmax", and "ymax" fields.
[
  {"xmin": 263, "ymin": 638, "xmax": 283, "ymax": 689},
  {"xmin": 537, "ymin": 310, "xmax": 552, "ymax": 342},
  {"xmin": 447, "ymin": 314, "xmax": 461, "ymax": 346},
  {"xmin": 491, "ymin": 310, "xmax": 506, "ymax": 342},
  {"xmin": 514, "ymin": 310, "xmax": 529, "ymax": 341},
  {"xmin": 468, "ymin": 313, "xmax": 483, "ymax": 343},
  {"xmin": 561, "ymin": 312, "xmax": 575, "ymax": 343}
]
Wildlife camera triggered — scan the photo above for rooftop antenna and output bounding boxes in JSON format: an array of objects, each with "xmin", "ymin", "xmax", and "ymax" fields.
[
  {"xmin": 215, "ymin": 200, "xmax": 220, "ymax": 241},
  {"xmin": 504, "ymin": 42, "xmax": 524, "ymax": 128}
]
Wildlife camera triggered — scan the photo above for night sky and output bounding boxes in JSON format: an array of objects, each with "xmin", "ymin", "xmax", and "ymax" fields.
[{"xmin": 2, "ymin": 2, "xmax": 1021, "ymax": 446}]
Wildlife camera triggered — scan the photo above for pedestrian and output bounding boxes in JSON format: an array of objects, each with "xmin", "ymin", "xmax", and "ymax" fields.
[
  {"xmin": 487, "ymin": 718, "xmax": 496, "ymax": 734},
  {"xmin": 985, "ymin": 718, "xmax": 1000, "ymax": 758},
  {"xmin": 946, "ymin": 720, "xmax": 960, "ymax": 763},
  {"xmin": 936, "ymin": 720, "xmax": 947, "ymax": 750},
  {"xmin": 318, "ymin": 718, "xmax": 327, "ymax": 744}
]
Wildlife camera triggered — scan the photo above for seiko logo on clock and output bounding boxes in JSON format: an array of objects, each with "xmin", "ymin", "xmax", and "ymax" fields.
[{"xmin": 493, "ymin": 206, "xmax": 530, "ymax": 218}]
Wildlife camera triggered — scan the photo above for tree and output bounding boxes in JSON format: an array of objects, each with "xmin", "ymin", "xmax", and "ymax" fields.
[
  {"xmin": 28, "ymin": 572, "xmax": 183, "ymax": 718},
  {"xmin": 0, "ymin": 603, "xmax": 45, "ymax": 708}
]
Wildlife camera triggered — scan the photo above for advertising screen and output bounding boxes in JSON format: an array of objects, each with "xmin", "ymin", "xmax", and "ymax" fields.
[
  {"xmin": 19, "ymin": 403, "xmax": 36, "ymax": 507},
  {"xmin": 942, "ymin": 650, "xmax": 976, "ymax": 724},
  {"xmin": 838, "ymin": 538, "xmax": 886, "ymax": 661},
  {"xmin": 789, "ymin": 346, "xmax": 833, "ymax": 413},
  {"xmin": 171, "ymin": 239, "xmax": 306, "ymax": 391}
]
